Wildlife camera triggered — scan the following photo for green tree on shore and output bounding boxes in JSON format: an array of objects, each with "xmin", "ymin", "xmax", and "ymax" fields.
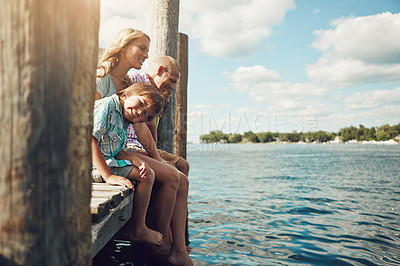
[
  {"xmin": 199, "ymin": 123, "xmax": 400, "ymax": 143},
  {"xmin": 243, "ymin": 131, "xmax": 259, "ymax": 143}
]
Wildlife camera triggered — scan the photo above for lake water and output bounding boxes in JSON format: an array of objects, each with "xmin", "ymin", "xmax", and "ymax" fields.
[
  {"xmin": 187, "ymin": 143, "xmax": 400, "ymax": 265},
  {"xmin": 93, "ymin": 143, "xmax": 400, "ymax": 266}
]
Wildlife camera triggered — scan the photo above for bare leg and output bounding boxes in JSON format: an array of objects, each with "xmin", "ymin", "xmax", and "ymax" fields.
[
  {"xmin": 133, "ymin": 153, "xmax": 180, "ymax": 244},
  {"xmin": 175, "ymin": 158, "xmax": 190, "ymax": 177},
  {"xmin": 127, "ymin": 167, "xmax": 163, "ymax": 245},
  {"xmin": 132, "ymin": 154, "xmax": 193, "ymax": 265},
  {"xmin": 167, "ymin": 173, "xmax": 193, "ymax": 266},
  {"xmin": 158, "ymin": 152, "xmax": 192, "ymax": 255}
]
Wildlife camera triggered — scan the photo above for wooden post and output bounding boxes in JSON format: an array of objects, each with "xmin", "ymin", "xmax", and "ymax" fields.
[
  {"xmin": 0, "ymin": 0, "xmax": 99, "ymax": 265},
  {"xmin": 174, "ymin": 33, "xmax": 188, "ymax": 159},
  {"xmin": 150, "ymin": 0, "xmax": 180, "ymax": 153}
]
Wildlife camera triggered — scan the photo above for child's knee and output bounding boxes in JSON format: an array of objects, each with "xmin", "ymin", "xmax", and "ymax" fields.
[{"xmin": 146, "ymin": 168, "xmax": 155, "ymax": 183}]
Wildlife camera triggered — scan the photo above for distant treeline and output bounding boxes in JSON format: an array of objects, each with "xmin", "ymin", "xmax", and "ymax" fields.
[{"xmin": 199, "ymin": 124, "xmax": 400, "ymax": 143}]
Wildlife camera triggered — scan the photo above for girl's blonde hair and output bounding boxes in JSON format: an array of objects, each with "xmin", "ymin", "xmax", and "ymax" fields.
[
  {"xmin": 97, "ymin": 28, "xmax": 150, "ymax": 87},
  {"xmin": 117, "ymin": 83, "xmax": 164, "ymax": 121}
]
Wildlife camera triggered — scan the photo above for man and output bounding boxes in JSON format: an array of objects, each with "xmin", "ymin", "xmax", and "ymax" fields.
[
  {"xmin": 127, "ymin": 56, "xmax": 193, "ymax": 262},
  {"xmin": 128, "ymin": 55, "xmax": 190, "ymax": 176}
]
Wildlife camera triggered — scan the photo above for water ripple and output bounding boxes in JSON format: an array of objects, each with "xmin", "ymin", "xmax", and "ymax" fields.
[{"xmin": 187, "ymin": 144, "xmax": 400, "ymax": 265}]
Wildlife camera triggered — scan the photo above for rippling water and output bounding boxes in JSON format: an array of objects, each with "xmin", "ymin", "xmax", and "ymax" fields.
[{"xmin": 187, "ymin": 143, "xmax": 400, "ymax": 265}]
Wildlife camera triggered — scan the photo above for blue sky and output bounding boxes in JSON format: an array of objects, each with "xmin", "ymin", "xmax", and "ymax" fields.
[{"xmin": 99, "ymin": 0, "xmax": 400, "ymax": 142}]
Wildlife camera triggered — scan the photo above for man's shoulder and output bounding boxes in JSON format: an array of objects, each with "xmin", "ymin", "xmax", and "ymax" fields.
[{"xmin": 128, "ymin": 71, "xmax": 150, "ymax": 84}]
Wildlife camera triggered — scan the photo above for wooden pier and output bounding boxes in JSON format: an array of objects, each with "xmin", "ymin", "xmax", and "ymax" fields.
[
  {"xmin": 1, "ymin": 0, "xmax": 186, "ymax": 264},
  {"xmin": 91, "ymin": 183, "xmax": 134, "ymax": 257}
]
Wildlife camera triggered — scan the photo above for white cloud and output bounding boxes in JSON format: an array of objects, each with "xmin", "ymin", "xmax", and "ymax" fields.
[
  {"xmin": 307, "ymin": 58, "xmax": 400, "ymax": 87},
  {"xmin": 180, "ymin": 0, "xmax": 296, "ymax": 58},
  {"xmin": 237, "ymin": 107, "xmax": 259, "ymax": 113},
  {"xmin": 99, "ymin": 0, "xmax": 295, "ymax": 58},
  {"xmin": 307, "ymin": 12, "xmax": 400, "ymax": 86},
  {"xmin": 190, "ymin": 103, "xmax": 231, "ymax": 110},
  {"xmin": 99, "ymin": 1, "xmax": 150, "ymax": 47},
  {"xmin": 318, "ymin": 105, "xmax": 400, "ymax": 131},
  {"xmin": 345, "ymin": 86, "xmax": 400, "ymax": 110},
  {"xmin": 230, "ymin": 65, "xmax": 283, "ymax": 87},
  {"xmin": 227, "ymin": 65, "xmax": 330, "ymax": 114}
]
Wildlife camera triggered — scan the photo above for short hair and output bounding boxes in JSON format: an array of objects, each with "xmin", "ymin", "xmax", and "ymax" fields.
[
  {"xmin": 149, "ymin": 55, "xmax": 181, "ymax": 75},
  {"xmin": 117, "ymin": 83, "xmax": 164, "ymax": 120},
  {"xmin": 97, "ymin": 28, "xmax": 150, "ymax": 87}
]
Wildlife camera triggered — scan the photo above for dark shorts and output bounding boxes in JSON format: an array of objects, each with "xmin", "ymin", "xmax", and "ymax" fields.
[
  {"xmin": 92, "ymin": 165, "xmax": 137, "ymax": 185},
  {"xmin": 158, "ymin": 149, "xmax": 182, "ymax": 165}
]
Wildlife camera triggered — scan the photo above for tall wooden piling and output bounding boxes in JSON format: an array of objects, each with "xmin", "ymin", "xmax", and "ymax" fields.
[
  {"xmin": 174, "ymin": 33, "xmax": 189, "ymax": 159},
  {"xmin": 0, "ymin": 0, "xmax": 99, "ymax": 265},
  {"xmin": 150, "ymin": 0, "xmax": 180, "ymax": 153}
]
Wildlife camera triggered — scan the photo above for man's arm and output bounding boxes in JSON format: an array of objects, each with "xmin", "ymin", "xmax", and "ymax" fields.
[
  {"xmin": 133, "ymin": 122, "xmax": 163, "ymax": 161},
  {"xmin": 146, "ymin": 118, "xmax": 157, "ymax": 143}
]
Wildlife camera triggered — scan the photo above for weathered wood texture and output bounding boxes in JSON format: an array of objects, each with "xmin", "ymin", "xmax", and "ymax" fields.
[
  {"xmin": 91, "ymin": 183, "xmax": 133, "ymax": 257},
  {"xmin": 0, "ymin": 0, "xmax": 99, "ymax": 265},
  {"xmin": 150, "ymin": 0, "xmax": 180, "ymax": 153},
  {"xmin": 174, "ymin": 33, "xmax": 189, "ymax": 159}
]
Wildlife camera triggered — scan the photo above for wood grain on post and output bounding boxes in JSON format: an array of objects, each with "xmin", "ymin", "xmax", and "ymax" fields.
[
  {"xmin": 174, "ymin": 33, "xmax": 188, "ymax": 159},
  {"xmin": 0, "ymin": 0, "xmax": 99, "ymax": 265},
  {"xmin": 150, "ymin": 0, "xmax": 180, "ymax": 153}
]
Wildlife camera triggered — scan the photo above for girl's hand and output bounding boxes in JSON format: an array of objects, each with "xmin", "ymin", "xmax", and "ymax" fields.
[
  {"xmin": 135, "ymin": 160, "xmax": 150, "ymax": 178},
  {"xmin": 115, "ymin": 150, "xmax": 150, "ymax": 178},
  {"xmin": 104, "ymin": 174, "xmax": 134, "ymax": 189}
]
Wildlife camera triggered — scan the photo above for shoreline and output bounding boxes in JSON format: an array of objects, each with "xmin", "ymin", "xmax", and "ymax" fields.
[{"xmin": 190, "ymin": 139, "xmax": 399, "ymax": 145}]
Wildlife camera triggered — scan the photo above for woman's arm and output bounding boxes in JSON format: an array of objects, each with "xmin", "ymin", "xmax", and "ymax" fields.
[
  {"xmin": 95, "ymin": 91, "xmax": 102, "ymax": 100},
  {"xmin": 91, "ymin": 136, "xmax": 133, "ymax": 188}
]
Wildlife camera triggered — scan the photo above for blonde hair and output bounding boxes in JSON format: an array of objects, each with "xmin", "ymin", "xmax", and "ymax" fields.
[
  {"xmin": 97, "ymin": 28, "xmax": 150, "ymax": 87},
  {"xmin": 117, "ymin": 83, "xmax": 164, "ymax": 120}
]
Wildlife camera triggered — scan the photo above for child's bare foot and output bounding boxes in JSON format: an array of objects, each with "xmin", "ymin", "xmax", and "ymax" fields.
[
  {"xmin": 129, "ymin": 227, "xmax": 163, "ymax": 246},
  {"xmin": 168, "ymin": 246, "xmax": 193, "ymax": 266}
]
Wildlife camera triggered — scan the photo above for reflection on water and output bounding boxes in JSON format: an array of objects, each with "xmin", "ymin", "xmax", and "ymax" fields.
[{"xmin": 187, "ymin": 143, "xmax": 400, "ymax": 265}]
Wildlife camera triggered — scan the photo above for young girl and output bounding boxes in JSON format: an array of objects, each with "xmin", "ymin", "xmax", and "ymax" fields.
[{"xmin": 92, "ymin": 83, "xmax": 164, "ymax": 245}]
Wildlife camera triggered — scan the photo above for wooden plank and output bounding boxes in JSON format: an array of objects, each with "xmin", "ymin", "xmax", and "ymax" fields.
[
  {"xmin": 90, "ymin": 184, "xmax": 133, "ymax": 222},
  {"xmin": 90, "ymin": 199, "xmax": 111, "ymax": 222},
  {"xmin": 0, "ymin": 0, "xmax": 99, "ymax": 265},
  {"xmin": 151, "ymin": 0, "xmax": 180, "ymax": 153},
  {"xmin": 174, "ymin": 32, "xmax": 188, "ymax": 159},
  {"xmin": 91, "ymin": 192, "xmax": 134, "ymax": 257}
]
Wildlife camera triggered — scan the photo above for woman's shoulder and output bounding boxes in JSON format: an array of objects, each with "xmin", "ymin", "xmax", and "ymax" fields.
[
  {"xmin": 96, "ymin": 74, "xmax": 116, "ymax": 97},
  {"xmin": 96, "ymin": 73, "xmax": 111, "ymax": 86}
]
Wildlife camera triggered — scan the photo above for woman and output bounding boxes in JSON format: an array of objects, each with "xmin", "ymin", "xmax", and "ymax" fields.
[{"xmin": 96, "ymin": 28, "xmax": 150, "ymax": 99}]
